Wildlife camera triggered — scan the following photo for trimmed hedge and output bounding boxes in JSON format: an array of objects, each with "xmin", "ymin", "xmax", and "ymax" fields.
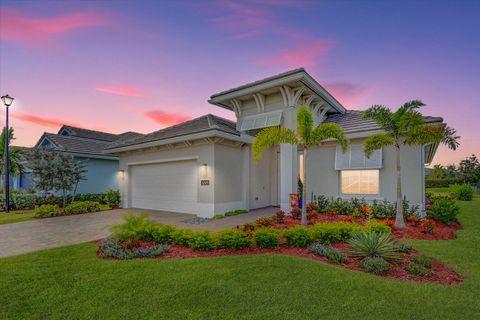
[
  {"xmin": 64, "ymin": 201, "xmax": 101, "ymax": 215},
  {"xmin": 426, "ymin": 178, "xmax": 464, "ymax": 188},
  {"xmin": 34, "ymin": 204, "xmax": 61, "ymax": 217}
]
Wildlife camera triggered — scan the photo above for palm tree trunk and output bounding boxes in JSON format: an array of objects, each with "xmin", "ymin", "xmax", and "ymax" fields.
[
  {"xmin": 301, "ymin": 147, "xmax": 308, "ymax": 227},
  {"xmin": 395, "ymin": 145, "xmax": 405, "ymax": 229}
]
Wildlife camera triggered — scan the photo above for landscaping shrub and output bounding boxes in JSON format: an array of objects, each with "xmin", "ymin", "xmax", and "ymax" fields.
[
  {"xmin": 309, "ymin": 222, "xmax": 362, "ymax": 244},
  {"xmin": 314, "ymin": 195, "xmax": 331, "ymax": 213},
  {"xmin": 64, "ymin": 201, "xmax": 101, "ymax": 215},
  {"xmin": 241, "ymin": 222, "xmax": 258, "ymax": 235},
  {"xmin": 358, "ymin": 256, "xmax": 390, "ymax": 275},
  {"xmin": 392, "ymin": 241, "xmax": 412, "ymax": 253},
  {"xmin": 10, "ymin": 191, "xmax": 38, "ymax": 210},
  {"xmin": 171, "ymin": 228, "xmax": 194, "ymax": 246},
  {"xmin": 309, "ymin": 243, "xmax": 348, "ymax": 263},
  {"xmin": 100, "ymin": 238, "xmax": 170, "ymax": 260},
  {"xmin": 105, "ymin": 189, "xmax": 121, "ymax": 208},
  {"xmin": 420, "ymin": 219, "xmax": 436, "ymax": 233},
  {"xmin": 406, "ymin": 214, "xmax": 421, "ymax": 226},
  {"xmin": 273, "ymin": 210, "xmax": 285, "ymax": 223},
  {"xmin": 427, "ymin": 197, "xmax": 459, "ymax": 225},
  {"xmin": 412, "ymin": 255, "xmax": 432, "ymax": 268},
  {"xmin": 34, "ymin": 204, "xmax": 61, "ymax": 217},
  {"xmin": 328, "ymin": 198, "xmax": 355, "ymax": 215},
  {"xmin": 215, "ymin": 229, "xmax": 251, "ymax": 250},
  {"xmin": 283, "ymin": 225, "xmax": 311, "ymax": 247},
  {"xmin": 151, "ymin": 224, "xmax": 176, "ymax": 244},
  {"xmin": 110, "ymin": 213, "xmax": 160, "ymax": 241},
  {"xmin": 253, "ymin": 228, "xmax": 279, "ymax": 248},
  {"xmin": 425, "ymin": 178, "xmax": 464, "ymax": 188},
  {"xmin": 449, "ymin": 183, "xmax": 474, "ymax": 201},
  {"xmin": 290, "ymin": 207, "xmax": 302, "ymax": 219},
  {"xmin": 306, "ymin": 202, "xmax": 318, "ymax": 213},
  {"xmin": 255, "ymin": 216, "xmax": 274, "ymax": 227},
  {"xmin": 363, "ymin": 220, "xmax": 391, "ymax": 234},
  {"xmin": 406, "ymin": 263, "xmax": 432, "ymax": 277},
  {"xmin": 370, "ymin": 200, "xmax": 397, "ymax": 218},
  {"xmin": 348, "ymin": 232, "xmax": 399, "ymax": 260},
  {"xmin": 188, "ymin": 231, "xmax": 215, "ymax": 251}
]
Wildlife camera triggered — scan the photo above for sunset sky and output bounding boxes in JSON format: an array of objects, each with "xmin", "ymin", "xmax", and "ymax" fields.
[{"xmin": 0, "ymin": 0, "xmax": 478, "ymax": 166}]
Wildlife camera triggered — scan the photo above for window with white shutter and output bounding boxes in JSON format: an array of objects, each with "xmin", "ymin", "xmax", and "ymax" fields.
[
  {"xmin": 335, "ymin": 144, "xmax": 382, "ymax": 170},
  {"xmin": 240, "ymin": 111, "xmax": 283, "ymax": 131}
]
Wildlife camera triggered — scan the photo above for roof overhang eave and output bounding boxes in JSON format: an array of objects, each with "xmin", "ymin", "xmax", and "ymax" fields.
[
  {"xmin": 208, "ymin": 70, "xmax": 346, "ymax": 114},
  {"xmin": 105, "ymin": 130, "xmax": 252, "ymax": 154}
]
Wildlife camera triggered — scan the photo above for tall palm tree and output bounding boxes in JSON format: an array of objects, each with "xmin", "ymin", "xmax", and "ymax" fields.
[
  {"xmin": 253, "ymin": 105, "xmax": 348, "ymax": 226},
  {"xmin": 363, "ymin": 100, "xmax": 459, "ymax": 229},
  {"xmin": 0, "ymin": 127, "xmax": 24, "ymax": 194}
]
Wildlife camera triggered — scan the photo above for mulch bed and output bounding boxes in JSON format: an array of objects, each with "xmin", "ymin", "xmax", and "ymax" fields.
[
  {"xmin": 95, "ymin": 240, "xmax": 463, "ymax": 286},
  {"xmin": 269, "ymin": 214, "xmax": 462, "ymax": 240}
]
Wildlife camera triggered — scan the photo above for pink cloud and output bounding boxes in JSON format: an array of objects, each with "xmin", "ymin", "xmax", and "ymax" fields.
[
  {"xmin": 143, "ymin": 111, "xmax": 192, "ymax": 126},
  {"xmin": 257, "ymin": 40, "xmax": 333, "ymax": 68},
  {"xmin": 324, "ymin": 82, "xmax": 370, "ymax": 108},
  {"xmin": 95, "ymin": 84, "xmax": 145, "ymax": 97},
  {"xmin": 12, "ymin": 112, "xmax": 81, "ymax": 128},
  {"xmin": 0, "ymin": 6, "xmax": 111, "ymax": 47}
]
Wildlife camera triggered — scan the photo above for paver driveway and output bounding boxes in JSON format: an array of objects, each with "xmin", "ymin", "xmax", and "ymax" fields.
[{"xmin": 0, "ymin": 207, "xmax": 276, "ymax": 258}]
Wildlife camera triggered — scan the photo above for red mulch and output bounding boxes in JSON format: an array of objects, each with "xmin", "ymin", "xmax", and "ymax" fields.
[
  {"xmin": 95, "ymin": 240, "xmax": 463, "ymax": 286},
  {"xmin": 269, "ymin": 213, "xmax": 462, "ymax": 240}
]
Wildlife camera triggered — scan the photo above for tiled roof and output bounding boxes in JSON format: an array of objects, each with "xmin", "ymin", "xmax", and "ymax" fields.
[
  {"xmin": 324, "ymin": 110, "xmax": 443, "ymax": 134},
  {"xmin": 106, "ymin": 114, "xmax": 239, "ymax": 149},
  {"xmin": 59, "ymin": 125, "xmax": 120, "ymax": 142},
  {"xmin": 210, "ymin": 68, "xmax": 305, "ymax": 99},
  {"xmin": 43, "ymin": 133, "xmax": 114, "ymax": 156}
]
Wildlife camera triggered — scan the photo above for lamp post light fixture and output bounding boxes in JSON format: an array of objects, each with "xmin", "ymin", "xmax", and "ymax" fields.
[{"xmin": 1, "ymin": 94, "xmax": 14, "ymax": 213}]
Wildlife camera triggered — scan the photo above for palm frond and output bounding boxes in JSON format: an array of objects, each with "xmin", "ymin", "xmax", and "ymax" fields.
[
  {"xmin": 397, "ymin": 100, "xmax": 425, "ymax": 114},
  {"xmin": 396, "ymin": 110, "xmax": 425, "ymax": 133},
  {"xmin": 403, "ymin": 124, "xmax": 459, "ymax": 150},
  {"xmin": 252, "ymin": 126, "xmax": 297, "ymax": 162},
  {"xmin": 363, "ymin": 134, "xmax": 394, "ymax": 157},
  {"xmin": 310, "ymin": 123, "xmax": 348, "ymax": 151},
  {"xmin": 297, "ymin": 105, "xmax": 314, "ymax": 144},
  {"xmin": 363, "ymin": 105, "xmax": 396, "ymax": 133}
]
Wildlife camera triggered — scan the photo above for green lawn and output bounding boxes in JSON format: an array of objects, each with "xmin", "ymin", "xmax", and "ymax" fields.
[
  {"xmin": 0, "ymin": 190, "xmax": 478, "ymax": 319},
  {"xmin": 0, "ymin": 210, "xmax": 35, "ymax": 225}
]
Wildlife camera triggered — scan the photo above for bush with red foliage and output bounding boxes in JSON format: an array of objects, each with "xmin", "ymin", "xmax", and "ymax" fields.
[
  {"xmin": 273, "ymin": 210, "xmax": 285, "ymax": 223},
  {"xmin": 256, "ymin": 216, "xmax": 275, "ymax": 227},
  {"xmin": 307, "ymin": 211, "xmax": 317, "ymax": 221},
  {"xmin": 407, "ymin": 215, "xmax": 420, "ymax": 226},
  {"xmin": 306, "ymin": 202, "xmax": 318, "ymax": 213},
  {"xmin": 420, "ymin": 219, "xmax": 436, "ymax": 233},
  {"xmin": 291, "ymin": 207, "xmax": 302, "ymax": 220}
]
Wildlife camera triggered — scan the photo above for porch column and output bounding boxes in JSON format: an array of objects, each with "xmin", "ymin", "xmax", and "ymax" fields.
[{"xmin": 279, "ymin": 143, "xmax": 298, "ymax": 212}]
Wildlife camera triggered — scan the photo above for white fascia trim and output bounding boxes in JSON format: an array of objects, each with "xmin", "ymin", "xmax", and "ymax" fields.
[
  {"xmin": 338, "ymin": 195, "xmax": 385, "ymax": 201},
  {"xmin": 66, "ymin": 152, "xmax": 119, "ymax": 161},
  {"xmin": 126, "ymin": 156, "xmax": 199, "ymax": 167},
  {"xmin": 208, "ymin": 71, "xmax": 346, "ymax": 114},
  {"xmin": 107, "ymin": 130, "xmax": 252, "ymax": 153}
]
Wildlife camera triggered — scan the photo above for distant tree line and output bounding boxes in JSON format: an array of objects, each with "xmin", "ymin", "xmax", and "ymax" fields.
[{"xmin": 427, "ymin": 154, "xmax": 480, "ymax": 188}]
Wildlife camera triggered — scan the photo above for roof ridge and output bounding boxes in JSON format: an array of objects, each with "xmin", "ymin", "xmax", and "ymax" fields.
[
  {"xmin": 47, "ymin": 133, "xmax": 111, "ymax": 144},
  {"xmin": 140, "ymin": 114, "xmax": 210, "ymax": 138}
]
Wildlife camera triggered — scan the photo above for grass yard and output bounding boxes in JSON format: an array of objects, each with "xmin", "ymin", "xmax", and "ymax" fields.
[
  {"xmin": 0, "ymin": 189, "xmax": 479, "ymax": 319},
  {"xmin": 0, "ymin": 210, "xmax": 35, "ymax": 225}
]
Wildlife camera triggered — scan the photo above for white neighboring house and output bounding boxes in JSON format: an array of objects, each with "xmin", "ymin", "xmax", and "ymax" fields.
[{"xmin": 105, "ymin": 68, "xmax": 443, "ymax": 217}]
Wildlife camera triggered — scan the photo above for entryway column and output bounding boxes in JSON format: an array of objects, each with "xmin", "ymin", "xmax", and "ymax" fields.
[{"xmin": 279, "ymin": 143, "xmax": 298, "ymax": 212}]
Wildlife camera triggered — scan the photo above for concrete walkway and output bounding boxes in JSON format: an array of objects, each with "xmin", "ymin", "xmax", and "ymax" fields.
[{"xmin": 0, "ymin": 207, "xmax": 276, "ymax": 258}]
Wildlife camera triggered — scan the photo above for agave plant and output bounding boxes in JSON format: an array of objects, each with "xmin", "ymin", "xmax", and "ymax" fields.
[{"xmin": 348, "ymin": 232, "xmax": 399, "ymax": 261}]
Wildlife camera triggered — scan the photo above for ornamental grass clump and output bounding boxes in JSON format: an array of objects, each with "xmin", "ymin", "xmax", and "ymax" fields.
[
  {"xmin": 309, "ymin": 243, "xmax": 347, "ymax": 264},
  {"xmin": 348, "ymin": 232, "xmax": 399, "ymax": 261}
]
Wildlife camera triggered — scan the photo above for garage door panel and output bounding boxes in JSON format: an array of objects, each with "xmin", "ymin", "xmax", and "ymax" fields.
[{"xmin": 130, "ymin": 160, "xmax": 198, "ymax": 213}]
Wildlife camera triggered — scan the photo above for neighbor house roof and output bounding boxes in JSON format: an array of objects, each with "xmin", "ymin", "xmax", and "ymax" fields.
[
  {"xmin": 105, "ymin": 114, "xmax": 240, "ymax": 151},
  {"xmin": 324, "ymin": 110, "xmax": 444, "ymax": 134},
  {"xmin": 58, "ymin": 125, "xmax": 120, "ymax": 142}
]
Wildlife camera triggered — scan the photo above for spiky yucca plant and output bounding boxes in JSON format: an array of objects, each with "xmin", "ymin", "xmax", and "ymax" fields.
[
  {"xmin": 253, "ymin": 105, "xmax": 348, "ymax": 226},
  {"xmin": 348, "ymin": 232, "xmax": 399, "ymax": 261},
  {"xmin": 363, "ymin": 100, "xmax": 459, "ymax": 229}
]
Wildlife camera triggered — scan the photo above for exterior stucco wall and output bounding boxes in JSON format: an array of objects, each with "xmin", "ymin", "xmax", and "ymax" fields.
[
  {"xmin": 249, "ymin": 147, "xmax": 278, "ymax": 209},
  {"xmin": 74, "ymin": 157, "xmax": 119, "ymax": 194},
  {"xmin": 307, "ymin": 141, "xmax": 425, "ymax": 209},
  {"xmin": 213, "ymin": 143, "xmax": 245, "ymax": 214}
]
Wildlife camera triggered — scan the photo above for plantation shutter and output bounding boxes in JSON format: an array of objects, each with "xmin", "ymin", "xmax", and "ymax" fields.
[{"xmin": 335, "ymin": 144, "xmax": 382, "ymax": 170}]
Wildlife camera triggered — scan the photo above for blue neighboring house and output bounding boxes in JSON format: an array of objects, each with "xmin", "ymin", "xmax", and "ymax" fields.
[{"xmin": 21, "ymin": 125, "xmax": 143, "ymax": 194}]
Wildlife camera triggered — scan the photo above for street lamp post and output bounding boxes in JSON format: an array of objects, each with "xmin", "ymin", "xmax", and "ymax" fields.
[{"xmin": 1, "ymin": 94, "xmax": 14, "ymax": 213}]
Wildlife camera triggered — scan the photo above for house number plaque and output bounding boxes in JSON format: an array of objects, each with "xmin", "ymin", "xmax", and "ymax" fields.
[{"xmin": 201, "ymin": 180, "xmax": 210, "ymax": 186}]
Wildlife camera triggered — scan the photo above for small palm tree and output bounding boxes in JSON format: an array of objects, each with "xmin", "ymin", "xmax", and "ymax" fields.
[
  {"xmin": 0, "ymin": 127, "xmax": 24, "ymax": 192},
  {"xmin": 253, "ymin": 105, "xmax": 348, "ymax": 226},
  {"xmin": 363, "ymin": 100, "xmax": 459, "ymax": 229}
]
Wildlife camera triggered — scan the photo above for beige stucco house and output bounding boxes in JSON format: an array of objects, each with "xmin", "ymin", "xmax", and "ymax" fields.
[{"xmin": 106, "ymin": 68, "xmax": 443, "ymax": 217}]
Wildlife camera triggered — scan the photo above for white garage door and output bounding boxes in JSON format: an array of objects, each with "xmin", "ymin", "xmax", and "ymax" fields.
[{"xmin": 130, "ymin": 160, "xmax": 198, "ymax": 214}]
